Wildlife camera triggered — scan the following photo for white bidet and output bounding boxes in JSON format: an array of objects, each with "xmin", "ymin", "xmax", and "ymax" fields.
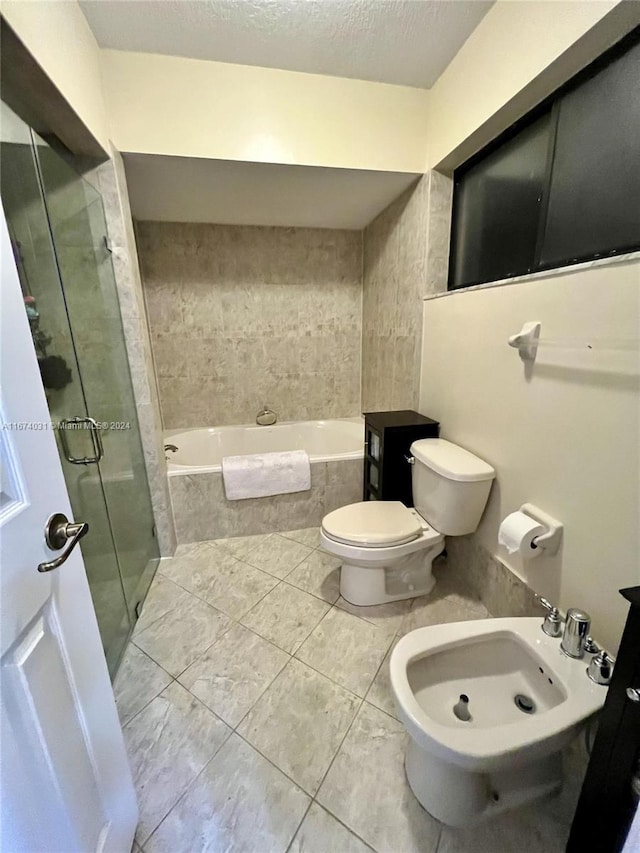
[{"xmin": 390, "ymin": 617, "xmax": 607, "ymax": 826}]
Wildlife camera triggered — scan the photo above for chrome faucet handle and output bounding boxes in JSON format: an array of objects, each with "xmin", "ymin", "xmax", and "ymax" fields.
[
  {"xmin": 587, "ymin": 649, "xmax": 615, "ymax": 685},
  {"xmin": 536, "ymin": 596, "xmax": 562, "ymax": 638},
  {"xmin": 584, "ymin": 636, "xmax": 600, "ymax": 654},
  {"xmin": 561, "ymin": 608, "xmax": 591, "ymax": 659}
]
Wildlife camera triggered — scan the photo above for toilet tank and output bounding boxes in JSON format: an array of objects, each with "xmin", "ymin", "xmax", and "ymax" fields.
[{"xmin": 410, "ymin": 439, "xmax": 495, "ymax": 535}]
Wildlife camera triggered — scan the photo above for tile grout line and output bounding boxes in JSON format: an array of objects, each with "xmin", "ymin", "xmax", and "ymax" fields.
[
  {"xmin": 117, "ymin": 646, "xmax": 177, "ymax": 729},
  {"xmin": 283, "ymin": 800, "xmax": 313, "ymax": 853},
  {"xmin": 139, "ymin": 721, "xmax": 235, "ymax": 850}
]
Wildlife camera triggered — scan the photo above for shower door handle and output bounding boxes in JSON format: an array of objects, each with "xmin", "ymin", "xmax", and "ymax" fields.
[
  {"xmin": 38, "ymin": 512, "xmax": 89, "ymax": 572},
  {"xmin": 59, "ymin": 416, "xmax": 104, "ymax": 464}
]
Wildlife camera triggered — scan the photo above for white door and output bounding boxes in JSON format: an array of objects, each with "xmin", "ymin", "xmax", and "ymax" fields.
[{"xmin": 0, "ymin": 209, "xmax": 138, "ymax": 852}]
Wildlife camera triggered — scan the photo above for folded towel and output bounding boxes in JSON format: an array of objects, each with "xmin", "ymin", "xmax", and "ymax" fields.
[{"xmin": 222, "ymin": 450, "xmax": 311, "ymax": 501}]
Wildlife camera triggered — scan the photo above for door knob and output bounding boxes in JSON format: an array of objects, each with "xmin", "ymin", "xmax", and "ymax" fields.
[
  {"xmin": 627, "ymin": 688, "xmax": 640, "ymax": 703},
  {"xmin": 38, "ymin": 512, "xmax": 89, "ymax": 573}
]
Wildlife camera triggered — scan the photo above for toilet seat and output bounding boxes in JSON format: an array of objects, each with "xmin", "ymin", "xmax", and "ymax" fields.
[{"xmin": 322, "ymin": 501, "xmax": 423, "ymax": 548}]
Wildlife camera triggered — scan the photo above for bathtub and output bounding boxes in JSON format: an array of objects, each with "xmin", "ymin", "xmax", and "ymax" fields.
[
  {"xmin": 166, "ymin": 417, "xmax": 365, "ymax": 543},
  {"xmin": 166, "ymin": 417, "xmax": 364, "ymax": 475}
]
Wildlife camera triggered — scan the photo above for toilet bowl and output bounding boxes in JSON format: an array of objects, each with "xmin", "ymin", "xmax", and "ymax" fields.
[
  {"xmin": 321, "ymin": 439, "xmax": 495, "ymax": 606},
  {"xmin": 390, "ymin": 617, "xmax": 607, "ymax": 826}
]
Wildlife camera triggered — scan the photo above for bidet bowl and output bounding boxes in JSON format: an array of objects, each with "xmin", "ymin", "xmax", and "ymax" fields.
[{"xmin": 390, "ymin": 617, "xmax": 607, "ymax": 772}]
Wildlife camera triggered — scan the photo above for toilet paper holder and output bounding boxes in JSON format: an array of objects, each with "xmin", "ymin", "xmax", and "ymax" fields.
[{"xmin": 519, "ymin": 503, "xmax": 563, "ymax": 555}]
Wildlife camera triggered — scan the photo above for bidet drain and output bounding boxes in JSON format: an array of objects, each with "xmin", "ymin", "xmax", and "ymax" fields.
[{"xmin": 514, "ymin": 694, "xmax": 536, "ymax": 714}]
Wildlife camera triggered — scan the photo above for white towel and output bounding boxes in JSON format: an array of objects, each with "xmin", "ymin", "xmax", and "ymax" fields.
[{"xmin": 221, "ymin": 450, "xmax": 311, "ymax": 501}]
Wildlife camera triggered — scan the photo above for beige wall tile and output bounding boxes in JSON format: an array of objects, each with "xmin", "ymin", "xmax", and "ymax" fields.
[
  {"xmin": 361, "ymin": 171, "xmax": 452, "ymax": 413},
  {"xmin": 138, "ymin": 222, "xmax": 363, "ymax": 428}
]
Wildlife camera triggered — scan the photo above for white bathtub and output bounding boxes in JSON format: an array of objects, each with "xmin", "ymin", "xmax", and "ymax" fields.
[
  {"xmin": 165, "ymin": 417, "xmax": 364, "ymax": 475},
  {"xmin": 165, "ymin": 417, "xmax": 365, "ymax": 542}
]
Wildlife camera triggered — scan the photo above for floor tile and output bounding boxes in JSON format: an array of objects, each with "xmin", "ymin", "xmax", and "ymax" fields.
[
  {"xmin": 133, "ymin": 573, "xmax": 190, "ymax": 635},
  {"xmin": 240, "ymin": 583, "xmax": 330, "ymax": 654},
  {"xmin": 365, "ymin": 640, "xmax": 399, "ymax": 720},
  {"xmin": 179, "ymin": 623, "xmax": 289, "ymax": 727},
  {"xmin": 162, "ymin": 541, "xmax": 278, "ymax": 619},
  {"xmin": 134, "ymin": 591, "xmax": 231, "ymax": 676},
  {"xmin": 399, "ymin": 591, "xmax": 489, "ymax": 637},
  {"xmin": 245, "ymin": 534, "xmax": 314, "ymax": 579},
  {"xmin": 437, "ymin": 809, "xmax": 558, "ymax": 853},
  {"xmin": 159, "ymin": 544, "xmax": 237, "ymax": 600},
  {"xmin": 296, "ymin": 607, "xmax": 392, "ymax": 697},
  {"xmin": 200, "ymin": 558, "xmax": 278, "ymax": 619},
  {"xmin": 124, "ymin": 681, "xmax": 230, "ymax": 844},
  {"xmin": 335, "ymin": 595, "xmax": 412, "ymax": 637},
  {"xmin": 212, "ymin": 533, "xmax": 270, "ymax": 560},
  {"xmin": 237, "ymin": 658, "xmax": 360, "ymax": 795},
  {"xmin": 286, "ymin": 550, "xmax": 342, "ymax": 603},
  {"xmin": 145, "ymin": 733, "xmax": 309, "ymax": 853},
  {"xmin": 114, "ymin": 644, "xmax": 172, "ymax": 726},
  {"xmin": 173, "ymin": 540, "xmax": 217, "ymax": 560},
  {"xmin": 317, "ymin": 702, "xmax": 441, "ymax": 853},
  {"xmin": 289, "ymin": 803, "xmax": 372, "ymax": 853},
  {"xmin": 279, "ymin": 527, "xmax": 321, "ymax": 549}
]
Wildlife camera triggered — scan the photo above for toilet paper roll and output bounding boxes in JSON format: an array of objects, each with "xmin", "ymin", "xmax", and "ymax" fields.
[{"xmin": 498, "ymin": 511, "xmax": 546, "ymax": 558}]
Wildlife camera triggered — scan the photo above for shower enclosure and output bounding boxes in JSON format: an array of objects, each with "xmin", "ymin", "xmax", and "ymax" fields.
[{"xmin": 1, "ymin": 103, "xmax": 159, "ymax": 677}]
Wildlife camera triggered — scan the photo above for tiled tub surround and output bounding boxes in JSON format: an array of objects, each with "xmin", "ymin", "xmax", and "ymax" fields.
[
  {"xmin": 137, "ymin": 222, "xmax": 363, "ymax": 430},
  {"xmin": 116, "ymin": 528, "xmax": 588, "ymax": 852},
  {"xmin": 169, "ymin": 458, "xmax": 363, "ymax": 543},
  {"xmin": 361, "ymin": 171, "xmax": 453, "ymax": 412}
]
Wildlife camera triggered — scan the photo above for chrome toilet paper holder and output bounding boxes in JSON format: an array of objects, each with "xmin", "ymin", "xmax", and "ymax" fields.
[{"xmin": 520, "ymin": 503, "xmax": 563, "ymax": 555}]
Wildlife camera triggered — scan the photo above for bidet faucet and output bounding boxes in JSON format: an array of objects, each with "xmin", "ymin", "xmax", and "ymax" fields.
[
  {"xmin": 561, "ymin": 608, "xmax": 591, "ymax": 659},
  {"xmin": 537, "ymin": 596, "xmax": 562, "ymax": 638}
]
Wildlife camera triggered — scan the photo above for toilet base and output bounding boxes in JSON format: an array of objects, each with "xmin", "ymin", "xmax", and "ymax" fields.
[
  {"xmin": 405, "ymin": 737, "xmax": 563, "ymax": 827},
  {"xmin": 340, "ymin": 550, "xmax": 437, "ymax": 606}
]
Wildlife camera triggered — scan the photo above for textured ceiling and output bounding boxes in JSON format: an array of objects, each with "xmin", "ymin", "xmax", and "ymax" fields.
[
  {"xmin": 80, "ymin": 0, "xmax": 493, "ymax": 88},
  {"xmin": 123, "ymin": 154, "xmax": 420, "ymax": 228}
]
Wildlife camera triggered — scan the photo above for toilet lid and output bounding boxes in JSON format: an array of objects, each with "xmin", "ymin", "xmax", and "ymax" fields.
[{"xmin": 322, "ymin": 501, "xmax": 422, "ymax": 548}]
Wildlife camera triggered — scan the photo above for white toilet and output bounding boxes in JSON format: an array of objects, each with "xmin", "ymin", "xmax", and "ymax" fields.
[{"xmin": 320, "ymin": 438, "xmax": 495, "ymax": 606}]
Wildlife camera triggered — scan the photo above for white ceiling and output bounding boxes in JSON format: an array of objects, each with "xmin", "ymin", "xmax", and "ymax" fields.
[
  {"xmin": 124, "ymin": 154, "xmax": 420, "ymax": 228},
  {"xmin": 80, "ymin": 0, "xmax": 493, "ymax": 89}
]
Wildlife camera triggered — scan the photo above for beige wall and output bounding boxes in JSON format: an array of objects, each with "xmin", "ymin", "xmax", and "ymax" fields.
[
  {"xmin": 419, "ymin": 258, "xmax": 640, "ymax": 652},
  {"xmin": 361, "ymin": 171, "xmax": 452, "ymax": 412},
  {"xmin": 1, "ymin": 0, "xmax": 109, "ymax": 151},
  {"xmin": 137, "ymin": 222, "xmax": 363, "ymax": 429},
  {"xmin": 427, "ymin": 0, "xmax": 638, "ymax": 170},
  {"xmin": 101, "ymin": 49, "xmax": 430, "ymax": 173},
  {"xmin": 6, "ymin": 0, "xmax": 636, "ymax": 181}
]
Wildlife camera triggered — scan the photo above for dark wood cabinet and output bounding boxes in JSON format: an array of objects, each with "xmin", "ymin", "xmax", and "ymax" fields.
[
  {"xmin": 567, "ymin": 586, "xmax": 640, "ymax": 852},
  {"xmin": 363, "ymin": 410, "xmax": 439, "ymax": 506}
]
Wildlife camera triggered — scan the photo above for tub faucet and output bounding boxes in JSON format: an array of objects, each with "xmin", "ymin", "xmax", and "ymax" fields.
[
  {"xmin": 256, "ymin": 408, "xmax": 277, "ymax": 426},
  {"xmin": 164, "ymin": 443, "xmax": 178, "ymax": 453}
]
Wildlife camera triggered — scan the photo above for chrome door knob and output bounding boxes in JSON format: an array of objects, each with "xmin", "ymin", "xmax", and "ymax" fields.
[{"xmin": 626, "ymin": 688, "xmax": 640, "ymax": 703}]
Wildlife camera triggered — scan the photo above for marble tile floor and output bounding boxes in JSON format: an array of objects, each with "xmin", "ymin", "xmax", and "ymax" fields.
[{"xmin": 116, "ymin": 527, "xmax": 586, "ymax": 853}]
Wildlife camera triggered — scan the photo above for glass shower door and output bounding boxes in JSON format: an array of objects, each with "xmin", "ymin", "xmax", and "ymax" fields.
[
  {"xmin": 1, "ymin": 108, "xmax": 131, "ymax": 675},
  {"xmin": 0, "ymin": 102, "xmax": 160, "ymax": 677},
  {"xmin": 33, "ymin": 139, "xmax": 160, "ymax": 627}
]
